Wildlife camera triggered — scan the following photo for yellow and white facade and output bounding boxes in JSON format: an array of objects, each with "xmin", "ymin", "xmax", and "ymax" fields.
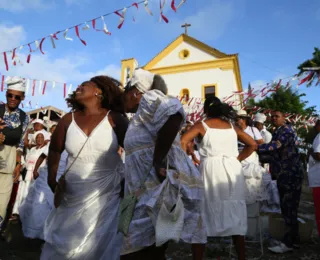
[{"xmin": 120, "ymin": 34, "xmax": 243, "ymax": 104}]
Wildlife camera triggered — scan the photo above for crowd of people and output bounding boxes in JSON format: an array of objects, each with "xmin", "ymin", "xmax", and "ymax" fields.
[{"xmin": 0, "ymin": 71, "xmax": 319, "ymax": 260}]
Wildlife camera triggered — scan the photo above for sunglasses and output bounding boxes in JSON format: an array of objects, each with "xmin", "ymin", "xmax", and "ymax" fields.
[{"xmin": 7, "ymin": 93, "xmax": 22, "ymax": 101}]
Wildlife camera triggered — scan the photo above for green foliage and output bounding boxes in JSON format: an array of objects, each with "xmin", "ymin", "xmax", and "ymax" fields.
[
  {"xmin": 297, "ymin": 47, "xmax": 320, "ymax": 87},
  {"xmin": 250, "ymin": 87, "xmax": 317, "ymax": 116},
  {"xmin": 248, "ymin": 86, "xmax": 318, "ymax": 143}
]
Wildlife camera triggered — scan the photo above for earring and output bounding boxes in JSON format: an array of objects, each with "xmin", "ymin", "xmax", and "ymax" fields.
[{"xmin": 95, "ymin": 93, "xmax": 104, "ymax": 100}]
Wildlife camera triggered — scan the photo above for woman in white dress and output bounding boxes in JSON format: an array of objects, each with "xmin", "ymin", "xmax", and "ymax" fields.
[
  {"xmin": 121, "ymin": 69, "xmax": 206, "ymax": 260},
  {"xmin": 40, "ymin": 76, "xmax": 129, "ymax": 260},
  {"xmin": 181, "ymin": 97, "xmax": 257, "ymax": 260},
  {"xmin": 13, "ymin": 131, "xmax": 47, "ymax": 215},
  {"xmin": 19, "ymin": 147, "xmax": 68, "ymax": 240},
  {"xmin": 236, "ymin": 110, "xmax": 267, "ymax": 205}
]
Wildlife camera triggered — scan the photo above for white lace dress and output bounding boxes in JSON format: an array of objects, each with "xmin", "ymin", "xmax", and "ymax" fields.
[
  {"xmin": 40, "ymin": 112, "xmax": 124, "ymax": 260},
  {"xmin": 13, "ymin": 146, "xmax": 47, "ymax": 215},
  {"xmin": 200, "ymin": 121, "xmax": 247, "ymax": 237},
  {"xmin": 19, "ymin": 149, "xmax": 68, "ymax": 240}
]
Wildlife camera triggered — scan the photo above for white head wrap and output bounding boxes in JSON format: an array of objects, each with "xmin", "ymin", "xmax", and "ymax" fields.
[
  {"xmin": 254, "ymin": 113, "xmax": 267, "ymax": 124},
  {"xmin": 5, "ymin": 76, "xmax": 26, "ymax": 92},
  {"xmin": 32, "ymin": 119, "xmax": 45, "ymax": 126},
  {"xmin": 130, "ymin": 68, "xmax": 155, "ymax": 93},
  {"xmin": 32, "ymin": 129, "xmax": 50, "ymax": 143},
  {"xmin": 237, "ymin": 109, "xmax": 249, "ymax": 117}
]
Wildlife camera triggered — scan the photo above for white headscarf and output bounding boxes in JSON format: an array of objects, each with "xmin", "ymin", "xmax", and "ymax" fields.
[
  {"xmin": 130, "ymin": 69, "xmax": 155, "ymax": 93},
  {"xmin": 6, "ymin": 76, "xmax": 26, "ymax": 92},
  {"xmin": 254, "ymin": 113, "xmax": 267, "ymax": 124}
]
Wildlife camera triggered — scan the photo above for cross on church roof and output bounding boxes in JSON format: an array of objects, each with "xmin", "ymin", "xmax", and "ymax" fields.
[{"xmin": 181, "ymin": 23, "xmax": 191, "ymax": 35}]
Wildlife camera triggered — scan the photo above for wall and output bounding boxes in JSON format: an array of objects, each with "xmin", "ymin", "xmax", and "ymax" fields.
[
  {"xmin": 153, "ymin": 42, "xmax": 218, "ymax": 69},
  {"xmin": 160, "ymin": 68, "xmax": 238, "ymax": 100}
]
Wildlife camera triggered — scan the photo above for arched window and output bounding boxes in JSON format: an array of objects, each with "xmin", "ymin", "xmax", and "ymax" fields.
[{"xmin": 180, "ymin": 88, "xmax": 190, "ymax": 104}]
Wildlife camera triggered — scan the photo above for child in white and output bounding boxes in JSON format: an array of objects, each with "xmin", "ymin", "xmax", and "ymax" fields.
[{"xmin": 13, "ymin": 132, "xmax": 47, "ymax": 215}]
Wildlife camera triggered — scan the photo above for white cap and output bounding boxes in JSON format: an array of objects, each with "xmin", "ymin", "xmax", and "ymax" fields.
[
  {"xmin": 6, "ymin": 76, "xmax": 26, "ymax": 92},
  {"xmin": 237, "ymin": 109, "xmax": 249, "ymax": 117},
  {"xmin": 254, "ymin": 113, "xmax": 267, "ymax": 124},
  {"xmin": 130, "ymin": 69, "xmax": 155, "ymax": 93},
  {"xmin": 32, "ymin": 119, "xmax": 45, "ymax": 126}
]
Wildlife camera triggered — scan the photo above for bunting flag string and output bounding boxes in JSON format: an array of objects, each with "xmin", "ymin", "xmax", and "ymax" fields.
[
  {"xmin": 144, "ymin": 0, "xmax": 153, "ymax": 16},
  {"xmin": 42, "ymin": 81, "xmax": 47, "ymax": 95},
  {"xmin": 31, "ymin": 80, "xmax": 36, "ymax": 96},
  {"xmin": 0, "ymin": 71, "xmax": 318, "ymax": 121},
  {"xmin": 178, "ymin": 72, "xmax": 319, "ymax": 124},
  {"xmin": 115, "ymin": 8, "xmax": 127, "ymax": 29},
  {"xmin": 1, "ymin": 75, "xmax": 4, "ymax": 91},
  {"xmin": 1, "ymin": 0, "xmax": 184, "ymax": 71},
  {"xmin": 63, "ymin": 83, "xmax": 67, "ymax": 98}
]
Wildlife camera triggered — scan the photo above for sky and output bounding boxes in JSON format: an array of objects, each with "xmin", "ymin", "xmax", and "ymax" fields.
[{"xmin": 0, "ymin": 0, "xmax": 319, "ymax": 113}]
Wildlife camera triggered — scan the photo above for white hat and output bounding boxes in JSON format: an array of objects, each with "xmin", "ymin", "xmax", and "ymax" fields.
[
  {"xmin": 6, "ymin": 76, "xmax": 26, "ymax": 92},
  {"xmin": 130, "ymin": 69, "xmax": 155, "ymax": 93},
  {"xmin": 254, "ymin": 113, "xmax": 267, "ymax": 124},
  {"xmin": 237, "ymin": 110, "xmax": 250, "ymax": 117},
  {"xmin": 32, "ymin": 119, "xmax": 45, "ymax": 126}
]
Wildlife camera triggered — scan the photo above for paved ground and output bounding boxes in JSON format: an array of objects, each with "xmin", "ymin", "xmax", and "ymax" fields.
[{"xmin": 1, "ymin": 192, "xmax": 319, "ymax": 260}]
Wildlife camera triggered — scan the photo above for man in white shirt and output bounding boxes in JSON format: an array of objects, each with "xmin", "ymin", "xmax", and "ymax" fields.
[
  {"xmin": 254, "ymin": 113, "xmax": 272, "ymax": 144},
  {"xmin": 308, "ymin": 119, "xmax": 320, "ymax": 236}
]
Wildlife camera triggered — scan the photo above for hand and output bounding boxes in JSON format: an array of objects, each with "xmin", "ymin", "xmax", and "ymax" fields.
[
  {"xmin": 191, "ymin": 153, "xmax": 200, "ymax": 166},
  {"xmin": 57, "ymin": 175, "xmax": 66, "ymax": 192},
  {"xmin": 0, "ymin": 133, "xmax": 5, "ymax": 144},
  {"xmin": 154, "ymin": 162, "xmax": 167, "ymax": 182},
  {"xmin": 13, "ymin": 165, "xmax": 21, "ymax": 183},
  {"xmin": 0, "ymin": 118, "xmax": 7, "ymax": 130},
  {"xmin": 33, "ymin": 170, "xmax": 39, "ymax": 180}
]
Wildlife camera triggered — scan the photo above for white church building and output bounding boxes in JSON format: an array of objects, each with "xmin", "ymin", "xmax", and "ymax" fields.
[{"xmin": 120, "ymin": 33, "xmax": 243, "ymax": 106}]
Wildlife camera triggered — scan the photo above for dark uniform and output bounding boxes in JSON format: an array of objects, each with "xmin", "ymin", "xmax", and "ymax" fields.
[{"xmin": 259, "ymin": 123, "xmax": 303, "ymax": 248}]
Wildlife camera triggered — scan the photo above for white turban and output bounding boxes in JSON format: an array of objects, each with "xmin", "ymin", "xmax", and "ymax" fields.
[
  {"xmin": 130, "ymin": 69, "xmax": 155, "ymax": 93},
  {"xmin": 6, "ymin": 76, "xmax": 26, "ymax": 92},
  {"xmin": 254, "ymin": 113, "xmax": 267, "ymax": 124}
]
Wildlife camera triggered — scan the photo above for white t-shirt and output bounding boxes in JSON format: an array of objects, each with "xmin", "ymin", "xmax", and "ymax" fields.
[
  {"xmin": 308, "ymin": 133, "xmax": 320, "ymax": 187},
  {"xmin": 245, "ymin": 126, "xmax": 263, "ymax": 141},
  {"xmin": 261, "ymin": 128, "xmax": 272, "ymax": 144}
]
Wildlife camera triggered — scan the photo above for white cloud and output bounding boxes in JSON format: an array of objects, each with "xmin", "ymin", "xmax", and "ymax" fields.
[
  {"xmin": 0, "ymin": 24, "xmax": 26, "ymax": 52},
  {"xmin": 178, "ymin": 1, "xmax": 237, "ymax": 40},
  {"xmin": 0, "ymin": 52, "xmax": 121, "ymax": 83},
  {"xmin": 138, "ymin": 0, "xmax": 245, "ymax": 41},
  {"xmin": 0, "ymin": 0, "xmax": 53, "ymax": 12},
  {"xmin": 0, "ymin": 52, "xmax": 121, "ymax": 110}
]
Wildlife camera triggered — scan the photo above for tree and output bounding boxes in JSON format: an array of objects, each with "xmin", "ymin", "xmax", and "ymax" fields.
[
  {"xmin": 246, "ymin": 82, "xmax": 253, "ymax": 106},
  {"xmin": 297, "ymin": 47, "xmax": 320, "ymax": 87},
  {"xmin": 248, "ymin": 86, "xmax": 318, "ymax": 143},
  {"xmin": 249, "ymin": 87, "xmax": 317, "ymax": 116}
]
